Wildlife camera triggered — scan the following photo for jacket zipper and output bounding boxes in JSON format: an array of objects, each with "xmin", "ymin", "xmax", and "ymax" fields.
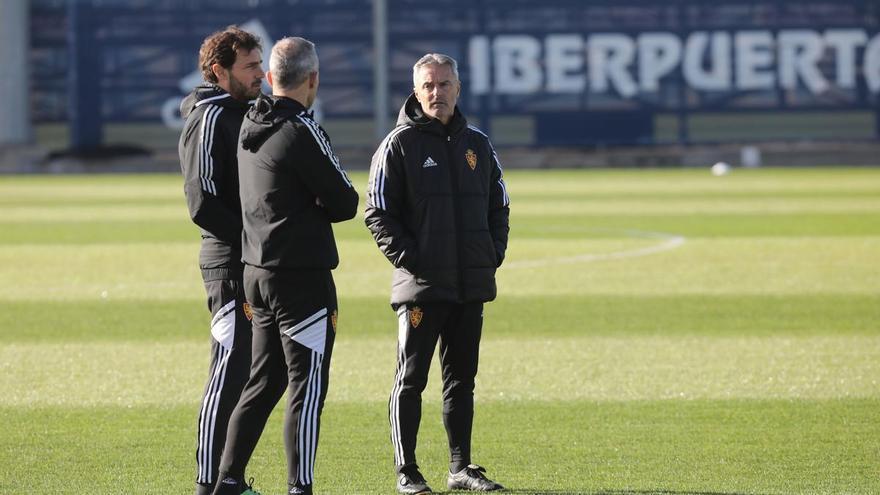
[{"xmin": 446, "ymin": 134, "xmax": 466, "ymax": 303}]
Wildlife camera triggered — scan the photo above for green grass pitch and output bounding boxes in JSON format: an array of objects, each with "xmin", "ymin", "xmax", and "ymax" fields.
[{"xmin": 0, "ymin": 167, "xmax": 878, "ymax": 494}]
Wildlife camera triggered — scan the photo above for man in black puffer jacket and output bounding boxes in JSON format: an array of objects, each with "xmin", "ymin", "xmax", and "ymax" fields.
[
  {"xmin": 365, "ymin": 53, "xmax": 510, "ymax": 494},
  {"xmin": 212, "ymin": 37, "xmax": 358, "ymax": 495}
]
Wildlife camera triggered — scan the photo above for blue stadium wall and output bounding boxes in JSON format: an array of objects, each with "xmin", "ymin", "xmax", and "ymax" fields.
[{"xmin": 31, "ymin": 0, "xmax": 880, "ymax": 147}]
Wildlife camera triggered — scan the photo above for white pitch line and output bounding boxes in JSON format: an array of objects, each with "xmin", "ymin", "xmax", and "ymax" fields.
[{"xmin": 505, "ymin": 229, "xmax": 686, "ymax": 269}]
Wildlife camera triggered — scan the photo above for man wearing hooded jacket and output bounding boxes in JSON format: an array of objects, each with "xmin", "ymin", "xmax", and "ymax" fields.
[
  {"xmin": 178, "ymin": 26, "xmax": 264, "ymax": 495},
  {"xmin": 365, "ymin": 53, "xmax": 511, "ymax": 494},
  {"xmin": 212, "ymin": 37, "xmax": 358, "ymax": 495}
]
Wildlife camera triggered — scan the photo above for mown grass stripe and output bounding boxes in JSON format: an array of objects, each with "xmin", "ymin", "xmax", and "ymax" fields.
[
  {"xmin": 2, "ymin": 336, "xmax": 877, "ymax": 407},
  {"xmin": 484, "ymin": 294, "xmax": 880, "ymax": 337},
  {"xmin": 1, "ymin": 237, "xmax": 878, "ymax": 301},
  {"xmin": 2, "ymin": 400, "xmax": 876, "ymax": 494},
  {"xmin": 2, "ymin": 294, "xmax": 878, "ymax": 343},
  {"xmin": 5, "ymin": 214, "xmax": 880, "ymax": 245}
]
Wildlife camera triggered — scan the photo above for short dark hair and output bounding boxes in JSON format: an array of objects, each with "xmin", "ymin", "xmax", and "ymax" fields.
[{"xmin": 199, "ymin": 26, "xmax": 262, "ymax": 84}]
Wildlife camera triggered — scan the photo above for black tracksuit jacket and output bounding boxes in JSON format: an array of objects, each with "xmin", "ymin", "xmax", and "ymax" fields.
[
  {"xmin": 365, "ymin": 93, "xmax": 511, "ymax": 307},
  {"xmin": 179, "ymin": 84, "xmax": 250, "ymax": 280},
  {"xmin": 238, "ymin": 95, "xmax": 358, "ymax": 269}
]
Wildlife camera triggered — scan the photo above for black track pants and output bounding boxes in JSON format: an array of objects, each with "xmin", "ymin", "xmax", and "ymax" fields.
[
  {"xmin": 218, "ymin": 266, "xmax": 337, "ymax": 489},
  {"xmin": 389, "ymin": 302, "xmax": 483, "ymax": 474},
  {"xmin": 196, "ymin": 277, "xmax": 252, "ymax": 488}
]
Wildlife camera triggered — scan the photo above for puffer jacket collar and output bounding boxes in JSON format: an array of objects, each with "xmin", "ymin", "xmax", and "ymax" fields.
[{"xmin": 396, "ymin": 93, "xmax": 467, "ymax": 137}]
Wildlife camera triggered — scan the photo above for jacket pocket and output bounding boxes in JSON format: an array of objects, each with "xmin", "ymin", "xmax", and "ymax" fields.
[{"xmin": 462, "ymin": 230, "xmax": 497, "ymax": 269}]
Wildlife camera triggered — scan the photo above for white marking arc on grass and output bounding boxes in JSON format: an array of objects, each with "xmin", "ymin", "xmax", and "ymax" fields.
[{"xmin": 505, "ymin": 229, "xmax": 686, "ymax": 269}]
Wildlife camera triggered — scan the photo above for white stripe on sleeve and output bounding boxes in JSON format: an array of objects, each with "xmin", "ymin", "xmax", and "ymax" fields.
[
  {"xmin": 368, "ymin": 125, "xmax": 407, "ymax": 210},
  {"xmin": 296, "ymin": 113, "xmax": 353, "ymax": 187},
  {"xmin": 198, "ymin": 105, "xmax": 223, "ymax": 195}
]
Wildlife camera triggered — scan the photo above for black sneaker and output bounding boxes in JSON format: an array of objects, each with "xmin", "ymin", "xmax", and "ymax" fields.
[
  {"xmin": 397, "ymin": 468, "xmax": 433, "ymax": 494},
  {"xmin": 447, "ymin": 464, "xmax": 503, "ymax": 491},
  {"xmin": 212, "ymin": 477, "xmax": 262, "ymax": 495}
]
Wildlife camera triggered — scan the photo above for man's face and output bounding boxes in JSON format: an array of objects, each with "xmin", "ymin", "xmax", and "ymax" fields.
[
  {"xmin": 414, "ymin": 63, "xmax": 460, "ymax": 125},
  {"xmin": 220, "ymin": 48, "xmax": 264, "ymax": 101}
]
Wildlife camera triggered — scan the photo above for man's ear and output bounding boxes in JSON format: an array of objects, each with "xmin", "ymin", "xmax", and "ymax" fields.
[
  {"xmin": 211, "ymin": 63, "xmax": 226, "ymax": 84},
  {"xmin": 309, "ymin": 71, "xmax": 318, "ymax": 89},
  {"xmin": 266, "ymin": 70, "xmax": 274, "ymax": 89}
]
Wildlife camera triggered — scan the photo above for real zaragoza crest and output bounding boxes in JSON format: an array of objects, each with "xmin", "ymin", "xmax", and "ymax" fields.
[
  {"xmin": 242, "ymin": 302, "xmax": 254, "ymax": 321},
  {"xmin": 409, "ymin": 307, "xmax": 423, "ymax": 328},
  {"xmin": 465, "ymin": 149, "xmax": 477, "ymax": 170}
]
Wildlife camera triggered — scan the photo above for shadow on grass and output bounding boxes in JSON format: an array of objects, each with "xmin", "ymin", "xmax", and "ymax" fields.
[{"xmin": 442, "ymin": 490, "xmax": 761, "ymax": 495}]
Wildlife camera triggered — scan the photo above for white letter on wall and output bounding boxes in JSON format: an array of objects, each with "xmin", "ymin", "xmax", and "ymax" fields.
[
  {"xmin": 778, "ymin": 30, "xmax": 829, "ymax": 93},
  {"xmin": 735, "ymin": 31, "xmax": 775, "ymax": 90},
  {"xmin": 638, "ymin": 32, "xmax": 682, "ymax": 92},
  {"xmin": 588, "ymin": 33, "xmax": 637, "ymax": 97},
  {"xmin": 824, "ymin": 29, "xmax": 867, "ymax": 89},
  {"xmin": 469, "ymin": 36, "xmax": 491, "ymax": 95},
  {"xmin": 493, "ymin": 35, "xmax": 543, "ymax": 94},
  {"xmin": 865, "ymin": 33, "xmax": 880, "ymax": 93},
  {"xmin": 683, "ymin": 31, "xmax": 732, "ymax": 91},
  {"xmin": 546, "ymin": 34, "xmax": 586, "ymax": 93}
]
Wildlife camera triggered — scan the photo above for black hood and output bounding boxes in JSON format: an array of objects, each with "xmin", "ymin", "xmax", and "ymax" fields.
[
  {"xmin": 179, "ymin": 83, "xmax": 250, "ymax": 119},
  {"xmin": 397, "ymin": 93, "xmax": 466, "ymax": 136},
  {"xmin": 240, "ymin": 95, "xmax": 310, "ymax": 152}
]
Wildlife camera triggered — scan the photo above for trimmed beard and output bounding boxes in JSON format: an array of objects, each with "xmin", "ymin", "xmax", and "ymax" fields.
[{"xmin": 227, "ymin": 72, "xmax": 261, "ymax": 101}]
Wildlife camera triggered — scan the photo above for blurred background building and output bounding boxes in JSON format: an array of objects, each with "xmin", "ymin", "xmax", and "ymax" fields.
[{"xmin": 2, "ymin": 0, "xmax": 879, "ymax": 171}]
